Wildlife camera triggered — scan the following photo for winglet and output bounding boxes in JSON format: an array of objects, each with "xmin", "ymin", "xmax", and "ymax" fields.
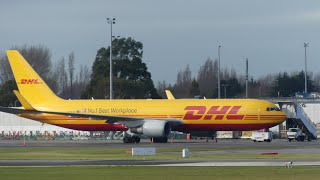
[
  {"xmin": 165, "ymin": 90, "xmax": 175, "ymax": 100},
  {"xmin": 13, "ymin": 90, "xmax": 35, "ymax": 110}
]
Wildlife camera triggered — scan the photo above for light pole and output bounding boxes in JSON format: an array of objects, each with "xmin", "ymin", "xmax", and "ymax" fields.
[
  {"xmin": 218, "ymin": 45, "xmax": 221, "ymax": 99},
  {"xmin": 304, "ymin": 43, "xmax": 308, "ymax": 94},
  {"xmin": 222, "ymin": 84, "xmax": 228, "ymax": 98},
  {"xmin": 245, "ymin": 58, "xmax": 248, "ymax": 98},
  {"xmin": 107, "ymin": 17, "xmax": 116, "ymax": 99}
]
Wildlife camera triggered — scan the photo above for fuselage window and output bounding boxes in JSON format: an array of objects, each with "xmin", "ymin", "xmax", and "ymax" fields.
[{"xmin": 266, "ymin": 107, "xmax": 280, "ymax": 111}]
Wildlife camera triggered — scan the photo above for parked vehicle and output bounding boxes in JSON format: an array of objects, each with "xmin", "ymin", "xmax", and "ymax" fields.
[
  {"xmin": 287, "ymin": 128, "xmax": 305, "ymax": 141},
  {"xmin": 251, "ymin": 131, "xmax": 272, "ymax": 142}
]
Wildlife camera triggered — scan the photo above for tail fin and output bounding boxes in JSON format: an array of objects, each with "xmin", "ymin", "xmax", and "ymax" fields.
[{"xmin": 6, "ymin": 50, "xmax": 62, "ymax": 105}]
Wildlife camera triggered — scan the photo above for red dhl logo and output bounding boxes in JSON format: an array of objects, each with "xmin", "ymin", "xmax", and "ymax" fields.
[
  {"xmin": 19, "ymin": 79, "xmax": 42, "ymax": 84},
  {"xmin": 183, "ymin": 106, "xmax": 244, "ymax": 120}
]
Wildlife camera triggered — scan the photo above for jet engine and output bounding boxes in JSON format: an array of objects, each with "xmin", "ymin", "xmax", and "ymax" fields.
[{"xmin": 130, "ymin": 120, "xmax": 171, "ymax": 137}]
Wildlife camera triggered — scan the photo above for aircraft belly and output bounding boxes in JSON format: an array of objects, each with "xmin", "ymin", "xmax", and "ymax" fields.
[
  {"xmin": 172, "ymin": 123, "xmax": 279, "ymax": 131},
  {"xmin": 56, "ymin": 124, "xmax": 128, "ymax": 131}
]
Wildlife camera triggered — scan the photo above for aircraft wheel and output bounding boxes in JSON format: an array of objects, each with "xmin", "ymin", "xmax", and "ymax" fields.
[
  {"xmin": 152, "ymin": 137, "xmax": 159, "ymax": 143},
  {"xmin": 151, "ymin": 137, "xmax": 168, "ymax": 143},
  {"xmin": 158, "ymin": 137, "xmax": 168, "ymax": 143},
  {"xmin": 132, "ymin": 136, "xmax": 140, "ymax": 143},
  {"xmin": 162, "ymin": 137, "xmax": 168, "ymax": 143},
  {"xmin": 123, "ymin": 137, "xmax": 130, "ymax": 143}
]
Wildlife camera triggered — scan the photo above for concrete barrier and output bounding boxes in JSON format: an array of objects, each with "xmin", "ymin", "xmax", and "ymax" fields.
[{"xmin": 131, "ymin": 147, "xmax": 156, "ymax": 156}]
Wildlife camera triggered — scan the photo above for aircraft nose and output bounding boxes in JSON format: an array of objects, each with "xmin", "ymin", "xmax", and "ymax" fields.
[{"xmin": 280, "ymin": 111, "xmax": 287, "ymax": 122}]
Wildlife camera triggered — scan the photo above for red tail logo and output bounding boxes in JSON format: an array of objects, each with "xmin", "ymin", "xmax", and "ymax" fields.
[
  {"xmin": 19, "ymin": 79, "xmax": 42, "ymax": 84},
  {"xmin": 183, "ymin": 106, "xmax": 244, "ymax": 120}
]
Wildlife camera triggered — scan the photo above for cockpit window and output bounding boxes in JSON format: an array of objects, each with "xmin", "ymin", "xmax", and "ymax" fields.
[
  {"xmin": 266, "ymin": 107, "xmax": 280, "ymax": 111},
  {"xmin": 289, "ymin": 129, "xmax": 297, "ymax": 132}
]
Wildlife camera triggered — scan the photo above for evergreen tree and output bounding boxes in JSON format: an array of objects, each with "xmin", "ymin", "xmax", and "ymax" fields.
[
  {"xmin": 271, "ymin": 71, "xmax": 315, "ymax": 97},
  {"xmin": 0, "ymin": 80, "xmax": 18, "ymax": 107},
  {"xmin": 82, "ymin": 37, "xmax": 160, "ymax": 99}
]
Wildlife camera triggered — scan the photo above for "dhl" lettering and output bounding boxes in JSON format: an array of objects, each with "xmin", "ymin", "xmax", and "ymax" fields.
[
  {"xmin": 20, "ymin": 79, "xmax": 42, "ymax": 84},
  {"xmin": 183, "ymin": 106, "xmax": 244, "ymax": 120}
]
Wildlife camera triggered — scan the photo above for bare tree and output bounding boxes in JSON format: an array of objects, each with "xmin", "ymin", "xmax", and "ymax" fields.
[
  {"xmin": 197, "ymin": 58, "xmax": 218, "ymax": 98},
  {"xmin": 72, "ymin": 64, "xmax": 91, "ymax": 98},
  {"xmin": 79, "ymin": 64, "xmax": 90, "ymax": 86},
  {"xmin": 18, "ymin": 45, "xmax": 52, "ymax": 78},
  {"xmin": 52, "ymin": 57, "xmax": 68, "ymax": 98},
  {"xmin": 313, "ymin": 72, "xmax": 320, "ymax": 91},
  {"xmin": 0, "ymin": 54, "xmax": 13, "ymax": 84},
  {"xmin": 156, "ymin": 80, "xmax": 172, "ymax": 99},
  {"xmin": 172, "ymin": 65, "xmax": 192, "ymax": 98},
  {"xmin": 0, "ymin": 45, "xmax": 52, "ymax": 84},
  {"xmin": 68, "ymin": 52, "xmax": 75, "ymax": 99},
  {"xmin": 257, "ymin": 74, "xmax": 275, "ymax": 97}
]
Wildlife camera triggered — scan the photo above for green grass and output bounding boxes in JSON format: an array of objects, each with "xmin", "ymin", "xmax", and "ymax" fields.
[
  {"xmin": 0, "ymin": 147, "xmax": 320, "ymax": 160},
  {"xmin": 1, "ymin": 166, "xmax": 320, "ymax": 180}
]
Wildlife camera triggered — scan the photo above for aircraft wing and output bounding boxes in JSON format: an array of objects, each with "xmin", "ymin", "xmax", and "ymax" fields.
[
  {"xmin": 0, "ymin": 106, "xmax": 183, "ymax": 128},
  {"xmin": 0, "ymin": 107, "xmax": 35, "ymax": 114}
]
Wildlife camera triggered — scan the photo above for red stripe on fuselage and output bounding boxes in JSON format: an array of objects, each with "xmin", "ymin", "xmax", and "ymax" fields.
[
  {"xmin": 55, "ymin": 123, "xmax": 279, "ymax": 132},
  {"xmin": 226, "ymin": 115, "xmax": 244, "ymax": 120}
]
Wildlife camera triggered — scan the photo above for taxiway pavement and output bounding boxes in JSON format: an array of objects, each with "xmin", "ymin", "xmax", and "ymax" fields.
[{"xmin": 0, "ymin": 139, "xmax": 319, "ymax": 167}]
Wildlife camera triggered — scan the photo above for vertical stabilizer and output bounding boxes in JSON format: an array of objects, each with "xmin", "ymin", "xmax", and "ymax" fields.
[{"xmin": 6, "ymin": 50, "xmax": 62, "ymax": 105}]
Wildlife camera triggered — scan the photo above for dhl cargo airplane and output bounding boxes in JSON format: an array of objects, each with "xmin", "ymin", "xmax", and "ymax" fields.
[{"xmin": 0, "ymin": 50, "xmax": 287, "ymax": 143}]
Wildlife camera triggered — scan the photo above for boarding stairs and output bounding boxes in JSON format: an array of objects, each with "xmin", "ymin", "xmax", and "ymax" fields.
[{"xmin": 294, "ymin": 103, "xmax": 317, "ymax": 140}]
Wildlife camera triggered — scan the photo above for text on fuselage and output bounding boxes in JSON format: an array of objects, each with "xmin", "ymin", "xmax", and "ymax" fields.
[{"xmin": 183, "ymin": 106, "xmax": 244, "ymax": 120}]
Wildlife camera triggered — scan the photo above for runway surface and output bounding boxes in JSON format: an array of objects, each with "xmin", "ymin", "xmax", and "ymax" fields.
[{"xmin": 1, "ymin": 139, "xmax": 320, "ymax": 167}]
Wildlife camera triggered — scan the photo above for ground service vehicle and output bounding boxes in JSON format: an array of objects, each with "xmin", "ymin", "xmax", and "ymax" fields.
[
  {"xmin": 287, "ymin": 128, "xmax": 305, "ymax": 141},
  {"xmin": 251, "ymin": 131, "xmax": 272, "ymax": 142}
]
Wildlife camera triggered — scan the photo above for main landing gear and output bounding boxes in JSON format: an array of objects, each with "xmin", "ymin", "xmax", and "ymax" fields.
[
  {"xmin": 122, "ymin": 136, "xmax": 168, "ymax": 143},
  {"xmin": 123, "ymin": 135, "xmax": 140, "ymax": 143},
  {"xmin": 151, "ymin": 137, "xmax": 168, "ymax": 143}
]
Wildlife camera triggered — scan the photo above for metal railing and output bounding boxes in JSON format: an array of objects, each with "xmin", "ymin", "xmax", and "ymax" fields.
[{"xmin": 295, "ymin": 104, "xmax": 317, "ymax": 139}]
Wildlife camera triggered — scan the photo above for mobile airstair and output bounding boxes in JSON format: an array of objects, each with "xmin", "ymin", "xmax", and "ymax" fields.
[
  {"xmin": 278, "ymin": 101, "xmax": 317, "ymax": 140},
  {"xmin": 294, "ymin": 103, "xmax": 317, "ymax": 140}
]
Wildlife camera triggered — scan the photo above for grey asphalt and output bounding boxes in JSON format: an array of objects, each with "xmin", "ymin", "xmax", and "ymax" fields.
[{"xmin": 1, "ymin": 139, "xmax": 320, "ymax": 167}]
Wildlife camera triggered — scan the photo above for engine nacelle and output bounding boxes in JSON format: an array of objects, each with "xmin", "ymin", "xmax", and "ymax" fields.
[{"xmin": 130, "ymin": 120, "xmax": 171, "ymax": 137}]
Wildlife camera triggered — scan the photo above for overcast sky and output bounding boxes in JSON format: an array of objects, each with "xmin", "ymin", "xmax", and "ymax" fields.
[{"xmin": 1, "ymin": 0, "xmax": 320, "ymax": 84}]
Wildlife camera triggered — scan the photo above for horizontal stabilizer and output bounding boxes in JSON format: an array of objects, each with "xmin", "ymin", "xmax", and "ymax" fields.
[{"xmin": 13, "ymin": 90, "xmax": 35, "ymax": 110}]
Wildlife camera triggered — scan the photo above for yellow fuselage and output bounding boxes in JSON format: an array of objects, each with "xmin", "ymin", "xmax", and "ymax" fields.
[{"xmin": 20, "ymin": 99, "xmax": 286, "ymax": 132}]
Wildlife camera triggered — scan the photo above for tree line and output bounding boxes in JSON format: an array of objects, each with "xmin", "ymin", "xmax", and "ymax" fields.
[{"xmin": 156, "ymin": 58, "xmax": 320, "ymax": 99}]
